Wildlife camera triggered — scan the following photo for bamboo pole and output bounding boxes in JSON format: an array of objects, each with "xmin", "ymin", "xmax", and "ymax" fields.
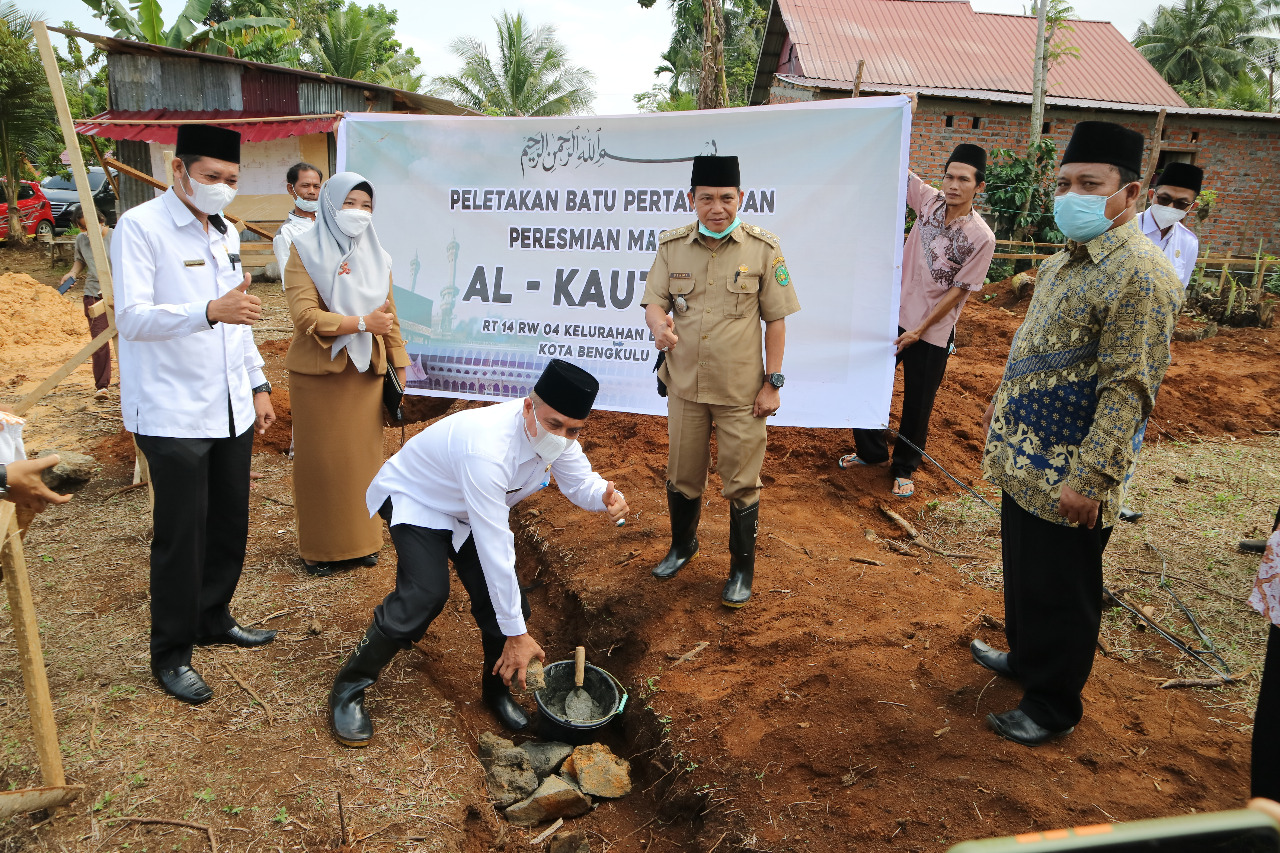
[
  {"xmin": 1, "ymin": 504, "xmax": 66, "ymax": 787},
  {"xmin": 852, "ymin": 59, "xmax": 865, "ymax": 98}
]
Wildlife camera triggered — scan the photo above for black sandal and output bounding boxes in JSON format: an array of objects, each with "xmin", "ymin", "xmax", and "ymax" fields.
[
  {"xmin": 303, "ymin": 559, "xmax": 340, "ymax": 577},
  {"xmin": 356, "ymin": 553, "xmax": 379, "ymax": 567}
]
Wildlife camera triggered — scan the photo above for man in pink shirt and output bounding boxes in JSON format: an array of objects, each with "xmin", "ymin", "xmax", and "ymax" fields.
[{"xmin": 842, "ymin": 144, "xmax": 996, "ymax": 497}]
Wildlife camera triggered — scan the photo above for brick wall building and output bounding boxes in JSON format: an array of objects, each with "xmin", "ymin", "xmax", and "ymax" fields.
[{"xmin": 752, "ymin": 0, "xmax": 1280, "ymax": 256}]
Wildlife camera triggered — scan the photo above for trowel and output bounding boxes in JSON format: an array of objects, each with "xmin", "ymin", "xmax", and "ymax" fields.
[{"xmin": 565, "ymin": 645, "xmax": 594, "ymax": 721}]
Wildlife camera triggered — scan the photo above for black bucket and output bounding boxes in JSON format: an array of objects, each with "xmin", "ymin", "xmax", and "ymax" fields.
[{"xmin": 533, "ymin": 659, "xmax": 628, "ymax": 745}]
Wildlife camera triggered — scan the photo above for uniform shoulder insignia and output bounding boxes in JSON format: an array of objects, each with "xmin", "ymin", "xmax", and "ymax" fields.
[
  {"xmin": 744, "ymin": 223, "xmax": 780, "ymax": 249},
  {"xmin": 659, "ymin": 223, "xmax": 696, "ymax": 243}
]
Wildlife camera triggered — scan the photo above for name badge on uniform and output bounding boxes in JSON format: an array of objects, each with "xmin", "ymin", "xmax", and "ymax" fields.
[
  {"xmin": 184, "ymin": 259, "xmax": 206, "ymax": 267},
  {"xmin": 669, "ymin": 273, "xmax": 691, "ymax": 279}
]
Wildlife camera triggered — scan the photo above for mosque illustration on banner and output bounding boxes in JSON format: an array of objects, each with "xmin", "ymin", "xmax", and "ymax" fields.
[{"xmin": 392, "ymin": 235, "xmax": 655, "ymax": 410}]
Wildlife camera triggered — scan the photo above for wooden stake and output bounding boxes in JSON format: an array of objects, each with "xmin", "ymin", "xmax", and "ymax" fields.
[
  {"xmin": 1140, "ymin": 108, "xmax": 1167, "ymax": 198},
  {"xmin": 852, "ymin": 59, "xmax": 865, "ymax": 97},
  {"xmin": 88, "ymin": 136, "xmax": 121, "ymax": 200},
  {"xmin": 0, "ymin": 504, "xmax": 66, "ymax": 787},
  {"xmin": 34, "ymin": 22, "xmax": 115, "ymax": 316},
  {"xmin": 12, "ymin": 325, "xmax": 117, "ymax": 417}
]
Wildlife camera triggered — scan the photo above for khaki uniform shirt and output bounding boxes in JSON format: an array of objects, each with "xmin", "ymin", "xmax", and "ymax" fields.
[{"xmin": 640, "ymin": 222, "xmax": 801, "ymax": 407}]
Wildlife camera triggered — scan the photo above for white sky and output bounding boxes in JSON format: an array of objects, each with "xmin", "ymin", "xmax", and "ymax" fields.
[{"xmin": 32, "ymin": 0, "xmax": 1157, "ymax": 116}]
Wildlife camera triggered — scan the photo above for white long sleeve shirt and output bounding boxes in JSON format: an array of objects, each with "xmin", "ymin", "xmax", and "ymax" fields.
[
  {"xmin": 272, "ymin": 212, "xmax": 315, "ymax": 285},
  {"xmin": 1138, "ymin": 209, "xmax": 1199, "ymax": 290},
  {"xmin": 112, "ymin": 189, "xmax": 267, "ymax": 438},
  {"xmin": 365, "ymin": 399, "xmax": 610, "ymax": 636}
]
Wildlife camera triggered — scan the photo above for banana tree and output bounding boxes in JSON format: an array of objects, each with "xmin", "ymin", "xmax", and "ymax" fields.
[{"xmin": 80, "ymin": 0, "xmax": 289, "ymax": 56}]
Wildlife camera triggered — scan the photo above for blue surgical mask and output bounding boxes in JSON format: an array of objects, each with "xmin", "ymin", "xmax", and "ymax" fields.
[
  {"xmin": 698, "ymin": 216, "xmax": 741, "ymax": 240},
  {"xmin": 1053, "ymin": 187, "xmax": 1126, "ymax": 243}
]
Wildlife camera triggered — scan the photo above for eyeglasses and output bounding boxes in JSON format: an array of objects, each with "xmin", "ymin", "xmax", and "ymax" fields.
[{"xmin": 1153, "ymin": 193, "xmax": 1195, "ymax": 211}]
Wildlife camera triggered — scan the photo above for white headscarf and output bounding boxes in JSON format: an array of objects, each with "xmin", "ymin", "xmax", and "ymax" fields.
[{"xmin": 291, "ymin": 171, "xmax": 391, "ymax": 373}]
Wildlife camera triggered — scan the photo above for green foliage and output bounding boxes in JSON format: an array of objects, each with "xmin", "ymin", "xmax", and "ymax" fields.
[
  {"xmin": 633, "ymin": 84, "xmax": 697, "ymax": 112},
  {"xmin": 982, "ymin": 139, "xmax": 1063, "ymax": 243},
  {"xmin": 433, "ymin": 12, "xmax": 595, "ymax": 116},
  {"xmin": 81, "ymin": 0, "xmax": 291, "ymax": 57},
  {"xmin": 638, "ymin": 0, "xmax": 768, "ymax": 108},
  {"xmin": 1134, "ymin": 0, "xmax": 1280, "ymax": 111},
  {"xmin": 0, "ymin": 3, "xmax": 58, "ymax": 243}
]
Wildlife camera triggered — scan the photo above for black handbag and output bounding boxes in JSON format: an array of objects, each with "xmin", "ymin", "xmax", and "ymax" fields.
[{"xmin": 383, "ymin": 363, "xmax": 405, "ymax": 424}]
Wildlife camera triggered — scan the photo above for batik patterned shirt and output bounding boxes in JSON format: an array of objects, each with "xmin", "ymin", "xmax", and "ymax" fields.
[{"xmin": 981, "ymin": 218, "xmax": 1183, "ymax": 528}]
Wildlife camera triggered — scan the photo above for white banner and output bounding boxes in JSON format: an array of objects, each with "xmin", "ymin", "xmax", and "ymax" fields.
[{"xmin": 337, "ymin": 97, "xmax": 910, "ymax": 428}]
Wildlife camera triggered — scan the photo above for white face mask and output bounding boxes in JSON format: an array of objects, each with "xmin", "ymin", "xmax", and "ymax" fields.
[
  {"xmin": 334, "ymin": 208, "xmax": 372, "ymax": 238},
  {"xmin": 527, "ymin": 410, "xmax": 572, "ymax": 463},
  {"xmin": 180, "ymin": 168, "xmax": 237, "ymax": 216},
  {"xmin": 293, "ymin": 195, "xmax": 319, "ymax": 213},
  {"xmin": 1148, "ymin": 203, "xmax": 1187, "ymax": 230}
]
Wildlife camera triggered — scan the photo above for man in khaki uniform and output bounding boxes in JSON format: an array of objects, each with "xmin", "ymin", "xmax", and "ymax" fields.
[{"xmin": 641, "ymin": 155, "xmax": 801, "ymax": 608}]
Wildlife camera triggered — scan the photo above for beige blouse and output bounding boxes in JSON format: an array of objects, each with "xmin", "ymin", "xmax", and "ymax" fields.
[{"xmin": 283, "ymin": 244, "xmax": 410, "ymax": 376}]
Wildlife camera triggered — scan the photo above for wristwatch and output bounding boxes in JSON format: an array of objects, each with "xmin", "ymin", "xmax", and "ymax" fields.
[
  {"xmin": 0, "ymin": 463, "xmax": 7, "ymax": 498},
  {"xmin": 357, "ymin": 315, "xmax": 367, "ymax": 332},
  {"xmin": 767, "ymin": 373, "xmax": 785, "ymax": 388},
  {"xmin": 252, "ymin": 381, "xmax": 272, "ymax": 396}
]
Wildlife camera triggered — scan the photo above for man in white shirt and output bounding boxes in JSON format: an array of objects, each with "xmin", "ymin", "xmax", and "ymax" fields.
[
  {"xmin": 271, "ymin": 161, "xmax": 322, "ymax": 280},
  {"xmin": 1137, "ymin": 162, "xmax": 1202, "ymax": 291},
  {"xmin": 112, "ymin": 124, "xmax": 277, "ymax": 705},
  {"xmin": 328, "ymin": 360, "xmax": 629, "ymax": 747}
]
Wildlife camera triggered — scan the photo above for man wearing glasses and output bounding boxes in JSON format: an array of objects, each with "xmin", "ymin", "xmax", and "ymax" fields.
[{"xmin": 1136, "ymin": 163, "xmax": 1202, "ymax": 291}]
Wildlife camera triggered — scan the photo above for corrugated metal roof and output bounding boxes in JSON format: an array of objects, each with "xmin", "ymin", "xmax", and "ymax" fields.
[
  {"xmin": 775, "ymin": 75, "xmax": 1280, "ymax": 119},
  {"xmin": 74, "ymin": 110, "xmax": 340, "ymax": 143},
  {"xmin": 51, "ymin": 26, "xmax": 478, "ymax": 117},
  {"xmin": 755, "ymin": 0, "xmax": 1186, "ymax": 108}
]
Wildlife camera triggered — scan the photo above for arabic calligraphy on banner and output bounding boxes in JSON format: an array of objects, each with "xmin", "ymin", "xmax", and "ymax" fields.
[{"xmin": 337, "ymin": 98, "xmax": 911, "ymax": 428}]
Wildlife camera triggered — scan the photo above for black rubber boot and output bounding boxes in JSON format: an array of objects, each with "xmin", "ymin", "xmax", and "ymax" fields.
[
  {"xmin": 481, "ymin": 633, "xmax": 530, "ymax": 732},
  {"xmin": 652, "ymin": 485, "xmax": 701, "ymax": 579},
  {"xmin": 329, "ymin": 621, "xmax": 402, "ymax": 748},
  {"xmin": 722, "ymin": 501, "xmax": 758, "ymax": 608}
]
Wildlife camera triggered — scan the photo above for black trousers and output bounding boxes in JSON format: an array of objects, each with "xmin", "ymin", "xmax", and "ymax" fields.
[
  {"xmin": 851, "ymin": 326, "xmax": 953, "ymax": 480},
  {"xmin": 373, "ymin": 514, "xmax": 530, "ymax": 670},
  {"xmin": 136, "ymin": 427, "xmax": 253, "ymax": 670},
  {"xmin": 1001, "ymin": 491, "xmax": 1114, "ymax": 732}
]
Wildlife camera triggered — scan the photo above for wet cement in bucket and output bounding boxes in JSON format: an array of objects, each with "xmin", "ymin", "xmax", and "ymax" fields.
[{"xmin": 538, "ymin": 661, "xmax": 619, "ymax": 723}]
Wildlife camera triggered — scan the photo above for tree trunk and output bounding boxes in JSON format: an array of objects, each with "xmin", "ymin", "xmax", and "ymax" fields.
[
  {"xmin": 698, "ymin": 0, "xmax": 728, "ymax": 110},
  {"xmin": 1029, "ymin": 0, "xmax": 1049, "ymax": 148}
]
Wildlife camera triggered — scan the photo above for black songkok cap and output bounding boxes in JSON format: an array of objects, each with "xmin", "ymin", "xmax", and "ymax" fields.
[
  {"xmin": 1061, "ymin": 121, "xmax": 1144, "ymax": 175},
  {"xmin": 690, "ymin": 155, "xmax": 740, "ymax": 189},
  {"xmin": 1156, "ymin": 162, "xmax": 1203, "ymax": 194},
  {"xmin": 534, "ymin": 359, "xmax": 599, "ymax": 420},
  {"xmin": 946, "ymin": 143, "xmax": 987, "ymax": 175},
  {"xmin": 176, "ymin": 124, "xmax": 241, "ymax": 165}
]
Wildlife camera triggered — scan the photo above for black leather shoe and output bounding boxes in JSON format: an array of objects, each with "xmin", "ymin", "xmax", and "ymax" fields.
[
  {"xmin": 1118, "ymin": 506, "xmax": 1143, "ymax": 523},
  {"xmin": 1241, "ymin": 539, "xmax": 1268, "ymax": 555},
  {"xmin": 330, "ymin": 621, "xmax": 402, "ymax": 747},
  {"xmin": 153, "ymin": 665, "xmax": 213, "ymax": 705},
  {"xmin": 721, "ymin": 501, "xmax": 758, "ymax": 608},
  {"xmin": 970, "ymin": 639, "xmax": 1015, "ymax": 678},
  {"xmin": 986, "ymin": 708, "xmax": 1073, "ymax": 746},
  {"xmin": 357, "ymin": 553, "xmax": 379, "ymax": 567},
  {"xmin": 303, "ymin": 559, "xmax": 340, "ymax": 577},
  {"xmin": 483, "ymin": 687, "xmax": 531, "ymax": 732},
  {"xmin": 653, "ymin": 486, "xmax": 701, "ymax": 579},
  {"xmin": 197, "ymin": 623, "xmax": 277, "ymax": 648}
]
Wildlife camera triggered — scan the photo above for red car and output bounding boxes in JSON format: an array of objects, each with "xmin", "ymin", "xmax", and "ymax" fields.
[{"xmin": 0, "ymin": 180, "xmax": 56, "ymax": 239}]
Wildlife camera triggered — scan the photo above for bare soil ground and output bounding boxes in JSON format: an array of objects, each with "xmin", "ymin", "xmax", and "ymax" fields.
[{"xmin": 2, "ymin": 248, "xmax": 1279, "ymax": 853}]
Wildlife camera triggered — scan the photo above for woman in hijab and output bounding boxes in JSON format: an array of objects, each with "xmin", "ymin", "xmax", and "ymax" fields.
[{"xmin": 284, "ymin": 172, "xmax": 409, "ymax": 575}]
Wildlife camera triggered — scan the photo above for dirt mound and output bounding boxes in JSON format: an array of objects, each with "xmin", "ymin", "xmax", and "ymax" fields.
[{"xmin": 0, "ymin": 272, "xmax": 88, "ymax": 376}]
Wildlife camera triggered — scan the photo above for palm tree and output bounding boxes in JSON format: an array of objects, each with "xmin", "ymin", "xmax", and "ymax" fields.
[
  {"xmin": 79, "ymin": 0, "xmax": 289, "ymax": 57},
  {"xmin": 309, "ymin": 3, "xmax": 388, "ymax": 80},
  {"xmin": 1134, "ymin": 0, "xmax": 1280, "ymax": 104},
  {"xmin": 0, "ymin": 4, "xmax": 58, "ymax": 243},
  {"xmin": 432, "ymin": 12, "xmax": 595, "ymax": 117}
]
